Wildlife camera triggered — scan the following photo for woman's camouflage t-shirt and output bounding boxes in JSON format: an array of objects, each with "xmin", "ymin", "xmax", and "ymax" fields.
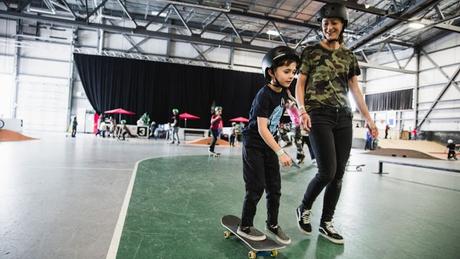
[{"xmin": 299, "ymin": 43, "xmax": 360, "ymax": 111}]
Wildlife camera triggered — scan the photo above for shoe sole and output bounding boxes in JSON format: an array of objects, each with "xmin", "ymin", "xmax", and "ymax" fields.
[
  {"xmin": 319, "ymin": 229, "xmax": 344, "ymax": 245},
  {"xmin": 295, "ymin": 210, "xmax": 312, "ymax": 235},
  {"xmin": 236, "ymin": 230, "xmax": 266, "ymax": 241},
  {"xmin": 265, "ymin": 227, "xmax": 291, "ymax": 245}
]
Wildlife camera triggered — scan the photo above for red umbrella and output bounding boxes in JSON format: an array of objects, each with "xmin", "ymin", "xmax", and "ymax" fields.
[
  {"xmin": 104, "ymin": 108, "xmax": 136, "ymax": 122},
  {"xmin": 179, "ymin": 112, "xmax": 200, "ymax": 120},
  {"xmin": 105, "ymin": 108, "xmax": 136, "ymax": 115},
  {"xmin": 230, "ymin": 117, "xmax": 249, "ymax": 123},
  {"xmin": 178, "ymin": 112, "xmax": 201, "ymax": 140}
]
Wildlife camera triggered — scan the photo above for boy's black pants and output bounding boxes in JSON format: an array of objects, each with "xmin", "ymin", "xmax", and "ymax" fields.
[{"xmin": 241, "ymin": 145, "xmax": 281, "ymax": 227}]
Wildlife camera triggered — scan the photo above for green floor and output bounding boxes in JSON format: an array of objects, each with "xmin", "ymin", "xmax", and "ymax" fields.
[{"xmin": 116, "ymin": 155, "xmax": 460, "ymax": 259}]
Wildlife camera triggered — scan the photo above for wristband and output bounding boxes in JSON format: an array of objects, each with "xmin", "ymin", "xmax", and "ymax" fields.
[
  {"xmin": 275, "ymin": 149, "xmax": 285, "ymax": 157},
  {"xmin": 298, "ymin": 105, "xmax": 306, "ymax": 111},
  {"xmin": 299, "ymin": 111, "xmax": 307, "ymax": 116}
]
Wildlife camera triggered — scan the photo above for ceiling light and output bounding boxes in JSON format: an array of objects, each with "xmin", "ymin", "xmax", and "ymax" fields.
[
  {"xmin": 266, "ymin": 30, "xmax": 280, "ymax": 36},
  {"xmin": 408, "ymin": 22, "xmax": 425, "ymax": 29}
]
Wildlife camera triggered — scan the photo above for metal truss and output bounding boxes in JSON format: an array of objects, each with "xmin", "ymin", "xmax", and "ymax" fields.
[{"xmin": 1, "ymin": 0, "xmax": 458, "ymax": 74}]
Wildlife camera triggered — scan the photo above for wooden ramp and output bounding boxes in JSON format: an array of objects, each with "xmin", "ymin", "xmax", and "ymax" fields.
[
  {"xmin": 186, "ymin": 137, "xmax": 230, "ymax": 146},
  {"xmin": 372, "ymin": 139, "xmax": 447, "ymax": 160},
  {"xmin": 0, "ymin": 129, "xmax": 36, "ymax": 142}
]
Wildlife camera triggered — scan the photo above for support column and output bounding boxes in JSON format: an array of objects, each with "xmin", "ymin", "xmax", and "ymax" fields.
[
  {"xmin": 414, "ymin": 48, "xmax": 420, "ymax": 130},
  {"xmin": 11, "ymin": 20, "xmax": 21, "ymax": 119},
  {"xmin": 229, "ymin": 36, "xmax": 234, "ymax": 69},
  {"xmin": 66, "ymin": 29, "xmax": 77, "ymax": 127}
]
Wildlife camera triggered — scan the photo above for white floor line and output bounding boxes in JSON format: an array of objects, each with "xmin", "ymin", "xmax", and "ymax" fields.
[
  {"xmin": 19, "ymin": 166, "xmax": 132, "ymax": 171},
  {"xmin": 106, "ymin": 158, "xmax": 144, "ymax": 259},
  {"xmin": 105, "ymin": 153, "xmax": 206, "ymax": 259}
]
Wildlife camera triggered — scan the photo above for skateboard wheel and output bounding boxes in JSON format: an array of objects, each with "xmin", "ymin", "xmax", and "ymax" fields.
[
  {"xmin": 223, "ymin": 231, "xmax": 231, "ymax": 239},
  {"xmin": 271, "ymin": 250, "xmax": 278, "ymax": 257},
  {"xmin": 248, "ymin": 251, "xmax": 257, "ymax": 259}
]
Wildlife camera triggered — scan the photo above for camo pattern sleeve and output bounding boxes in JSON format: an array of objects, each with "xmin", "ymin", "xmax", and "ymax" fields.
[{"xmin": 299, "ymin": 43, "xmax": 361, "ymax": 111}]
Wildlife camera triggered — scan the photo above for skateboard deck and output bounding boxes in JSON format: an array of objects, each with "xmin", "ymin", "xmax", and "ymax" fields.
[
  {"xmin": 221, "ymin": 215, "xmax": 285, "ymax": 258},
  {"xmin": 209, "ymin": 152, "xmax": 221, "ymax": 157},
  {"xmin": 347, "ymin": 164, "xmax": 365, "ymax": 172}
]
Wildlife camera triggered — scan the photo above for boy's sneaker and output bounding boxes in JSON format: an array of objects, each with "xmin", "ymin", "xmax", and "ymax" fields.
[
  {"xmin": 319, "ymin": 221, "xmax": 344, "ymax": 245},
  {"xmin": 237, "ymin": 225, "xmax": 266, "ymax": 241},
  {"xmin": 295, "ymin": 207, "xmax": 312, "ymax": 234},
  {"xmin": 266, "ymin": 225, "xmax": 291, "ymax": 245}
]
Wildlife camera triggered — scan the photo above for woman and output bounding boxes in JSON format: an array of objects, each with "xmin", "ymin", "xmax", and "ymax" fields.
[{"xmin": 294, "ymin": 3, "xmax": 378, "ymax": 245}]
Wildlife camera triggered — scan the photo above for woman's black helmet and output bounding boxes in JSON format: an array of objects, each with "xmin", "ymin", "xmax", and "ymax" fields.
[
  {"xmin": 261, "ymin": 46, "xmax": 300, "ymax": 80},
  {"xmin": 318, "ymin": 3, "xmax": 349, "ymax": 27}
]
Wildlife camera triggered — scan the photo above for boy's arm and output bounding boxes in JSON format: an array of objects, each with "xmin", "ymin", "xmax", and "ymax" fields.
[{"xmin": 257, "ymin": 117, "xmax": 292, "ymax": 167}]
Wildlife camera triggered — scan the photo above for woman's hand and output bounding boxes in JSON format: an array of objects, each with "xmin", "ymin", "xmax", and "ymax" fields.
[
  {"xmin": 367, "ymin": 120, "xmax": 379, "ymax": 138},
  {"xmin": 279, "ymin": 153, "xmax": 293, "ymax": 167},
  {"xmin": 300, "ymin": 113, "xmax": 311, "ymax": 132}
]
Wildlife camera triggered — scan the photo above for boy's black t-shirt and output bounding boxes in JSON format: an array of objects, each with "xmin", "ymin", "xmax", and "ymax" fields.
[
  {"xmin": 447, "ymin": 143, "xmax": 456, "ymax": 151},
  {"xmin": 242, "ymin": 85, "xmax": 288, "ymax": 149}
]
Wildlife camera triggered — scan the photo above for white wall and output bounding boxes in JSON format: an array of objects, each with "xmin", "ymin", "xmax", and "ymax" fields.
[
  {"xmin": 417, "ymin": 33, "xmax": 460, "ymax": 131},
  {"xmin": 364, "ymin": 33, "xmax": 460, "ymax": 132}
]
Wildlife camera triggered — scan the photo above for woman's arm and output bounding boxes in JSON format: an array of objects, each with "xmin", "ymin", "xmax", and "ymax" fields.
[
  {"xmin": 295, "ymin": 73, "xmax": 311, "ymax": 131},
  {"xmin": 257, "ymin": 117, "xmax": 292, "ymax": 167},
  {"xmin": 349, "ymin": 75, "xmax": 378, "ymax": 138}
]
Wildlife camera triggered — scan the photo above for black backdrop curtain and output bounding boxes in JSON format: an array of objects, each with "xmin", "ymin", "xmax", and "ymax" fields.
[
  {"xmin": 74, "ymin": 54, "xmax": 266, "ymax": 128},
  {"xmin": 365, "ymin": 89, "xmax": 413, "ymax": 111}
]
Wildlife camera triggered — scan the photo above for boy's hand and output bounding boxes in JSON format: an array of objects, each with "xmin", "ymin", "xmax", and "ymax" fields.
[{"xmin": 279, "ymin": 153, "xmax": 292, "ymax": 167}]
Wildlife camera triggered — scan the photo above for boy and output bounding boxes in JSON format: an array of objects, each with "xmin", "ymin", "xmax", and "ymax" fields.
[{"xmin": 237, "ymin": 46, "xmax": 299, "ymax": 245}]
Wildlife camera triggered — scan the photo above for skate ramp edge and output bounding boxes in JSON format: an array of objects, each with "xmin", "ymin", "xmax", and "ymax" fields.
[
  {"xmin": 370, "ymin": 139, "xmax": 447, "ymax": 160},
  {"xmin": 0, "ymin": 129, "xmax": 36, "ymax": 142}
]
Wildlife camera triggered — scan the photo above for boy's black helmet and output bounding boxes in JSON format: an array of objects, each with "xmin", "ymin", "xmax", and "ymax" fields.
[
  {"xmin": 261, "ymin": 46, "xmax": 300, "ymax": 80},
  {"xmin": 318, "ymin": 3, "xmax": 349, "ymax": 27}
]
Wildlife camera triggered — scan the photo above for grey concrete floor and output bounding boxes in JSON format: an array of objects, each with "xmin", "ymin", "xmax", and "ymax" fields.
[{"xmin": 0, "ymin": 132, "xmax": 459, "ymax": 259}]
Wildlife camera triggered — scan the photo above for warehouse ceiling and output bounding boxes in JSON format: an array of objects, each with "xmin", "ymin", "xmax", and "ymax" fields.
[{"xmin": 1, "ymin": 0, "xmax": 459, "ymax": 64}]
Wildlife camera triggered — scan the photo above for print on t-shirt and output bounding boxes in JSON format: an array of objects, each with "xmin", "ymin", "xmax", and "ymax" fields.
[{"xmin": 268, "ymin": 97, "xmax": 286, "ymax": 135}]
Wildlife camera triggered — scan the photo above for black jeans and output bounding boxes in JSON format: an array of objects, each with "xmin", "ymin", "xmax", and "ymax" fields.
[
  {"xmin": 241, "ymin": 145, "xmax": 281, "ymax": 227},
  {"xmin": 209, "ymin": 129, "xmax": 220, "ymax": 152},
  {"xmin": 300, "ymin": 107, "xmax": 353, "ymax": 222}
]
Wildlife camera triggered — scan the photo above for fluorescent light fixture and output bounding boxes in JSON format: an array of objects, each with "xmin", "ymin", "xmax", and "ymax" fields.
[
  {"xmin": 266, "ymin": 30, "xmax": 280, "ymax": 36},
  {"xmin": 408, "ymin": 22, "xmax": 425, "ymax": 29}
]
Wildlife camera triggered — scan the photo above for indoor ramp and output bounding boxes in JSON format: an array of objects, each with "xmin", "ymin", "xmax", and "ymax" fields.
[{"xmin": 373, "ymin": 139, "xmax": 448, "ymax": 160}]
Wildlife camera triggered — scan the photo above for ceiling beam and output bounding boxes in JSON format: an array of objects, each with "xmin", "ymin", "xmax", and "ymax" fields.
[
  {"xmin": 0, "ymin": 9, "xmax": 270, "ymax": 53},
  {"xmin": 349, "ymin": 0, "xmax": 441, "ymax": 50}
]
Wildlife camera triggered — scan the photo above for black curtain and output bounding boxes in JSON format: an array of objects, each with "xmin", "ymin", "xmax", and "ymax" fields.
[
  {"xmin": 365, "ymin": 89, "xmax": 413, "ymax": 111},
  {"xmin": 74, "ymin": 54, "xmax": 266, "ymax": 128}
]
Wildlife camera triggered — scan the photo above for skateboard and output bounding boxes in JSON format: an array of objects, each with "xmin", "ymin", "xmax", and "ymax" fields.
[
  {"xmin": 209, "ymin": 152, "xmax": 221, "ymax": 157},
  {"xmin": 347, "ymin": 164, "xmax": 365, "ymax": 172},
  {"xmin": 291, "ymin": 159, "xmax": 301, "ymax": 168},
  {"xmin": 221, "ymin": 215, "xmax": 285, "ymax": 258}
]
